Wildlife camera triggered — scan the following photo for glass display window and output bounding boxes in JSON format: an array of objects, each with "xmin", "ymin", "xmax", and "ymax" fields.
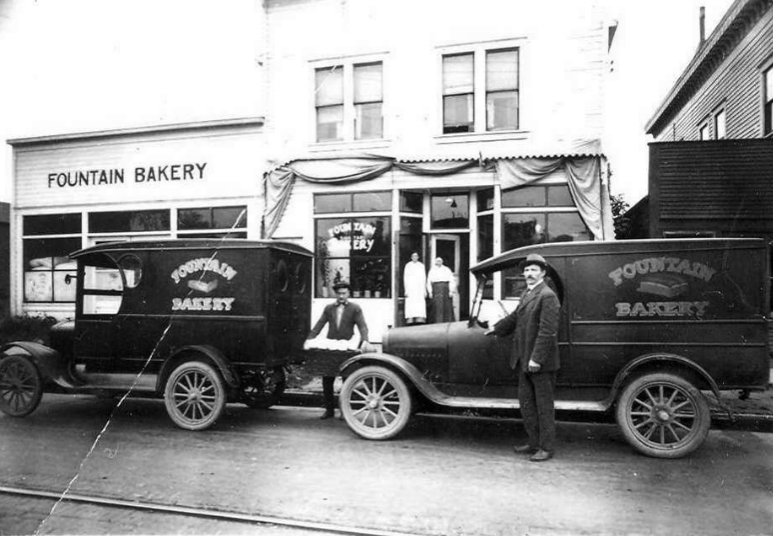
[{"xmin": 315, "ymin": 216, "xmax": 391, "ymax": 298}]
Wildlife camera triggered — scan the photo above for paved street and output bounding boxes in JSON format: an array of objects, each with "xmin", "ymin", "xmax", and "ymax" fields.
[{"xmin": 1, "ymin": 393, "xmax": 772, "ymax": 536}]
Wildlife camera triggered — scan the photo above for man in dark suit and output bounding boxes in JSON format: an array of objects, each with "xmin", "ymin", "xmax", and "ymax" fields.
[
  {"xmin": 487, "ymin": 253, "xmax": 561, "ymax": 461},
  {"xmin": 307, "ymin": 281, "xmax": 370, "ymax": 419}
]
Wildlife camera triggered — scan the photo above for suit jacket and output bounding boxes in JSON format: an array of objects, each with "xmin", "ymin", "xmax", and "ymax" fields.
[
  {"xmin": 308, "ymin": 301, "xmax": 369, "ymax": 342},
  {"xmin": 493, "ymin": 281, "xmax": 560, "ymax": 372}
]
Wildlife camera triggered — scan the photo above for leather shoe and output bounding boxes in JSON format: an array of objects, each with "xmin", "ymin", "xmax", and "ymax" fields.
[
  {"xmin": 530, "ymin": 449, "xmax": 554, "ymax": 462},
  {"xmin": 513, "ymin": 444, "xmax": 538, "ymax": 455},
  {"xmin": 320, "ymin": 410, "xmax": 335, "ymax": 420}
]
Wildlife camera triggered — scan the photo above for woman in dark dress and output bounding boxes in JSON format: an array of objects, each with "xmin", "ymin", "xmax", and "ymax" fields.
[{"xmin": 426, "ymin": 257, "xmax": 456, "ymax": 322}]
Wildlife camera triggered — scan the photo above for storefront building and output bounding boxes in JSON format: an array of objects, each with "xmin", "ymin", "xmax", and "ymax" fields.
[
  {"xmin": 8, "ymin": 118, "xmax": 265, "ymax": 319},
  {"xmin": 264, "ymin": 147, "xmax": 613, "ymax": 340},
  {"xmin": 263, "ymin": 0, "xmax": 617, "ymax": 340},
  {"xmin": 4, "ymin": 0, "xmax": 618, "ymax": 344}
]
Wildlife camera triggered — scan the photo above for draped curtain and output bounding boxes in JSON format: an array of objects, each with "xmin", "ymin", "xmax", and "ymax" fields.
[
  {"xmin": 262, "ymin": 154, "xmax": 611, "ymax": 240},
  {"xmin": 495, "ymin": 157, "xmax": 613, "ymax": 240},
  {"xmin": 262, "ymin": 157, "xmax": 476, "ymax": 237}
]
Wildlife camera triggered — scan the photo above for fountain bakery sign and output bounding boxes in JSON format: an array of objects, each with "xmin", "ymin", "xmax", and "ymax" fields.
[{"xmin": 46, "ymin": 162, "xmax": 208, "ymax": 188}]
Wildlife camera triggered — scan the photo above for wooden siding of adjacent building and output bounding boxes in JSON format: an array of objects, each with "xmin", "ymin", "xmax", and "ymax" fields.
[
  {"xmin": 654, "ymin": 9, "xmax": 773, "ymax": 142},
  {"xmin": 0, "ymin": 203, "xmax": 9, "ymax": 320},
  {"xmin": 649, "ymin": 139, "xmax": 773, "ymax": 237}
]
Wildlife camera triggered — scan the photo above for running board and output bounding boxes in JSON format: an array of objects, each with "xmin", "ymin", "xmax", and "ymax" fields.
[
  {"xmin": 422, "ymin": 394, "xmax": 609, "ymax": 412},
  {"xmin": 65, "ymin": 372, "xmax": 158, "ymax": 394}
]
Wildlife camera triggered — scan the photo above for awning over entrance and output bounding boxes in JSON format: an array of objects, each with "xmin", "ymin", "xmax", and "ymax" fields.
[{"xmin": 262, "ymin": 139, "xmax": 612, "ymax": 240}]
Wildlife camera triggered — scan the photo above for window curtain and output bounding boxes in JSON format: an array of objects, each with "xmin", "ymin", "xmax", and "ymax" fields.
[
  {"xmin": 262, "ymin": 153, "xmax": 612, "ymax": 240},
  {"xmin": 495, "ymin": 156, "xmax": 614, "ymax": 240},
  {"xmin": 262, "ymin": 157, "xmax": 476, "ymax": 237}
]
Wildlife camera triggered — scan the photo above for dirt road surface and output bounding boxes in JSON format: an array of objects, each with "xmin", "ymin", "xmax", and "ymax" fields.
[{"xmin": 1, "ymin": 394, "xmax": 771, "ymax": 536}]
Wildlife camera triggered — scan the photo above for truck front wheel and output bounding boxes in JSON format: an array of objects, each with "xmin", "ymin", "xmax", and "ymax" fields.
[
  {"xmin": 340, "ymin": 366, "xmax": 412, "ymax": 440},
  {"xmin": 616, "ymin": 372, "xmax": 710, "ymax": 458},
  {"xmin": 0, "ymin": 354, "xmax": 43, "ymax": 417},
  {"xmin": 164, "ymin": 361, "xmax": 226, "ymax": 430}
]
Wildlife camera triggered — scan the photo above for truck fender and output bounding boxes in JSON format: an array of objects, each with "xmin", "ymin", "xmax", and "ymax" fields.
[
  {"xmin": 156, "ymin": 345, "xmax": 238, "ymax": 391},
  {"xmin": 339, "ymin": 352, "xmax": 453, "ymax": 406},
  {"xmin": 610, "ymin": 352, "xmax": 731, "ymax": 419},
  {"xmin": 1, "ymin": 341, "xmax": 62, "ymax": 383}
]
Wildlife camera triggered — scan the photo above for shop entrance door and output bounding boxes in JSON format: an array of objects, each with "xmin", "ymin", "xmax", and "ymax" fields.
[{"xmin": 430, "ymin": 234, "xmax": 468, "ymax": 320}]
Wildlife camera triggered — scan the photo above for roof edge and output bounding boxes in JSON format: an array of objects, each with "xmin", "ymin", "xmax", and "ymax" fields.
[
  {"xmin": 644, "ymin": 0, "xmax": 764, "ymax": 135},
  {"xmin": 7, "ymin": 117, "xmax": 265, "ymax": 146}
]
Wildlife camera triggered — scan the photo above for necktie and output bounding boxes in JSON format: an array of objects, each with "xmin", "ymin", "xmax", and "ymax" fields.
[{"xmin": 336, "ymin": 304, "xmax": 344, "ymax": 328}]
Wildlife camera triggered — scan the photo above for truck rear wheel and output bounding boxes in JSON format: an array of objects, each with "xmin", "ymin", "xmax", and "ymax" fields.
[
  {"xmin": 0, "ymin": 354, "xmax": 43, "ymax": 417},
  {"xmin": 340, "ymin": 366, "xmax": 412, "ymax": 440},
  {"xmin": 164, "ymin": 361, "xmax": 226, "ymax": 430},
  {"xmin": 616, "ymin": 372, "xmax": 710, "ymax": 458},
  {"xmin": 242, "ymin": 367, "xmax": 286, "ymax": 409}
]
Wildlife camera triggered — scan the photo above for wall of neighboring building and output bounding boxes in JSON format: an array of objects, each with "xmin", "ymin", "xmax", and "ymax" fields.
[
  {"xmin": 264, "ymin": 0, "xmax": 611, "ymax": 158},
  {"xmin": 649, "ymin": 139, "xmax": 773, "ymax": 238},
  {"xmin": 0, "ymin": 203, "xmax": 9, "ymax": 320},
  {"xmin": 653, "ymin": 8, "xmax": 773, "ymax": 141}
]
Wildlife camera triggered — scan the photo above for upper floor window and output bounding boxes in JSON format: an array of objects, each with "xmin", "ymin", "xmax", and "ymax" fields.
[
  {"xmin": 714, "ymin": 109, "xmax": 726, "ymax": 139},
  {"xmin": 315, "ymin": 61, "xmax": 383, "ymax": 143},
  {"xmin": 442, "ymin": 53, "xmax": 474, "ymax": 133},
  {"xmin": 442, "ymin": 46, "xmax": 519, "ymax": 134},
  {"xmin": 764, "ymin": 66, "xmax": 773, "ymax": 136},
  {"xmin": 699, "ymin": 122, "xmax": 710, "ymax": 141}
]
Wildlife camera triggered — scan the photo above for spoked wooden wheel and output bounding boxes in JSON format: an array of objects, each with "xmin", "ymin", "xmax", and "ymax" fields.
[
  {"xmin": 340, "ymin": 366, "xmax": 412, "ymax": 440},
  {"xmin": 164, "ymin": 361, "xmax": 226, "ymax": 430},
  {"xmin": 0, "ymin": 354, "xmax": 44, "ymax": 417},
  {"xmin": 616, "ymin": 372, "xmax": 710, "ymax": 458},
  {"xmin": 242, "ymin": 367, "xmax": 286, "ymax": 409}
]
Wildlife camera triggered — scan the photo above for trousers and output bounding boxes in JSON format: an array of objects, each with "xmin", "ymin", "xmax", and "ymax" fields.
[
  {"xmin": 322, "ymin": 376, "xmax": 336, "ymax": 411},
  {"xmin": 518, "ymin": 368, "xmax": 557, "ymax": 452}
]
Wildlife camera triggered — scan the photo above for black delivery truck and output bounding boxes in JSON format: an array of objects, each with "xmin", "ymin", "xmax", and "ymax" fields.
[
  {"xmin": 335, "ymin": 238, "xmax": 770, "ymax": 458},
  {"xmin": 0, "ymin": 239, "xmax": 312, "ymax": 430}
]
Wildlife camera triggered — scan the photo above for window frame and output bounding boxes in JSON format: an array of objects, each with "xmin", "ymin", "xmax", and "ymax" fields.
[
  {"xmin": 499, "ymin": 181, "xmax": 590, "ymax": 296},
  {"xmin": 21, "ymin": 213, "xmax": 82, "ymax": 304},
  {"xmin": 713, "ymin": 107, "xmax": 727, "ymax": 140},
  {"xmin": 439, "ymin": 40, "xmax": 523, "ymax": 136},
  {"xmin": 21, "ymin": 205, "xmax": 249, "ymax": 305},
  {"xmin": 699, "ymin": 120, "xmax": 711, "ymax": 141},
  {"xmin": 764, "ymin": 63, "xmax": 773, "ymax": 137},
  {"xmin": 312, "ymin": 192, "xmax": 393, "ymax": 299},
  {"xmin": 312, "ymin": 56, "xmax": 386, "ymax": 145}
]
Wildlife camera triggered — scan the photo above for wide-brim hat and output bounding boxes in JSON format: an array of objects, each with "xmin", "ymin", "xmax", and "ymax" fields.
[
  {"xmin": 332, "ymin": 281, "xmax": 352, "ymax": 291},
  {"xmin": 522, "ymin": 253, "xmax": 549, "ymax": 270}
]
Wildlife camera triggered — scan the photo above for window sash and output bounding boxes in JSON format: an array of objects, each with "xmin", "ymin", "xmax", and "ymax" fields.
[
  {"xmin": 317, "ymin": 105, "xmax": 344, "ymax": 142},
  {"xmin": 443, "ymin": 53, "xmax": 474, "ymax": 95},
  {"xmin": 714, "ymin": 110, "xmax": 726, "ymax": 140},
  {"xmin": 354, "ymin": 62, "xmax": 383, "ymax": 103},
  {"xmin": 355, "ymin": 102, "xmax": 383, "ymax": 140},
  {"xmin": 486, "ymin": 90, "xmax": 518, "ymax": 131},
  {"xmin": 443, "ymin": 94, "xmax": 474, "ymax": 132},
  {"xmin": 486, "ymin": 49, "xmax": 518, "ymax": 91},
  {"xmin": 315, "ymin": 66, "xmax": 343, "ymax": 106}
]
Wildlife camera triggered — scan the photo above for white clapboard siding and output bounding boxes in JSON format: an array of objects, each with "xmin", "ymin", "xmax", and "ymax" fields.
[{"xmin": 14, "ymin": 126, "xmax": 265, "ymax": 210}]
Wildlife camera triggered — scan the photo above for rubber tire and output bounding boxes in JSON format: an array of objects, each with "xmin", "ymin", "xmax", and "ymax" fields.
[
  {"xmin": 340, "ymin": 366, "xmax": 412, "ymax": 440},
  {"xmin": 164, "ymin": 361, "xmax": 226, "ymax": 431},
  {"xmin": 616, "ymin": 372, "xmax": 710, "ymax": 459},
  {"xmin": 0, "ymin": 354, "xmax": 44, "ymax": 417},
  {"xmin": 243, "ymin": 367, "xmax": 286, "ymax": 409}
]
